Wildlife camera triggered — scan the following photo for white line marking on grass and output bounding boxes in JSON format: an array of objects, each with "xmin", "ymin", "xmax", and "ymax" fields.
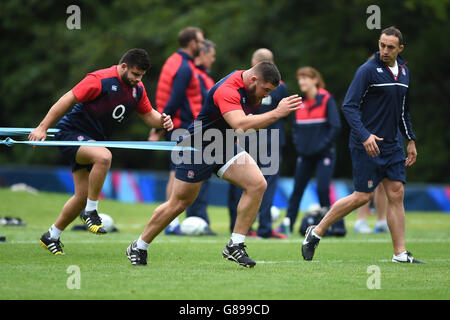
[
  {"xmin": 255, "ymin": 260, "xmax": 300, "ymax": 264},
  {"xmin": 115, "ymin": 224, "xmax": 145, "ymax": 229},
  {"xmin": 253, "ymin": 258, "xmax": 450, "ymax": 264},
  {"xmin": 320, "ymin": 238, "xmax": 450, "ymax": 244},
  {"xmin": 157, "ymin": 238, "xmax": 450, "ymax": 244},
  {"xmin": 7, "ymin": 238, "xmax": 450, "ymax": 245}
]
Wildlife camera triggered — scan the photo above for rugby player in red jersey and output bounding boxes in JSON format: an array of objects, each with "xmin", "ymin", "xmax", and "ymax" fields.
[{"xmin": 29, "ymin": 49, "xmax": 173, "ymax": 255}]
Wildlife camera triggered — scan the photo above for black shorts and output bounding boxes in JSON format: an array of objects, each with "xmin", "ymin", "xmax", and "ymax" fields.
[
  {"xmin": 175, "ymin": 143, "xmax": 246, "ymax": 183},
  {"xmin": 351, "ymin": 147, "xmax": 406, "ymax": 192},
  {"xmin": 54, "ymin": 128, "xmax": 94, "ymax": 172}
]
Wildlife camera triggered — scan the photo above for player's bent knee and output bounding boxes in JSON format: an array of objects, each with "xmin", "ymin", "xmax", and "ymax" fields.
[
  {"xmin": 259, "ymin": 178, "xmax": 268, "ymax": 193},
  {"xmin": 248, "ymin": 177, "xmax": 267, "ymax": 195},
  {"xmin": 387, "ymin": 187, "xmax": 404, "ymax": 203},
  {"xmin": 73, "ymin": 193, "xmax": 88, "ymax": 202},
  {"xmin": 95, "ymin": 151, "xmax": 112, "ymax": 168}
]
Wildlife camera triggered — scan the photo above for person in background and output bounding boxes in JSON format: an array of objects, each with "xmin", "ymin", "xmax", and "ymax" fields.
[
  {"xmin": 228, "ymin": 48, "xmax": 289, "ymax": 239},
  {"xmin": 302, "ymin": 26, "xmax": 425, "ymax": 264},
  {"xmin": 280, "ymin": 66, "xmax": 341, "ymax": 234},
  {"xmin": 195, "ymin": 39, "xmax": 216, "ymax": 94},
  {"xmin": 354, "ymin": 184, "xmax": 389, "ymax": 233},
  {"xmin": 149, "ymin": 27, "xmax": 206, "ymax": 235},
  {"xmin": 182, "ymin": 39, "xmax": 218, "ymax": 235}
]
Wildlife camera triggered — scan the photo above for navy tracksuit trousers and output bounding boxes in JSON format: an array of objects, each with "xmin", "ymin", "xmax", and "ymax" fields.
[{"xmin": 286, "ymin": 149, "xmax": 336, "ymax": 231}]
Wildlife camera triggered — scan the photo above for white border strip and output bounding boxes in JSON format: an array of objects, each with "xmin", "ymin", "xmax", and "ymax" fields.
[
  {"xmin": 216, "ymin": 150, "xmax": 247, "ymax": 178},
  {"xmin": 7, "ymin": 238, "xmax": 450, "ymax": 244},
  {"xmin": 296, "ymin": 118, "xmax": 327, "ymax": 124},
  {"xmin": 370, "ymin": 83, "xmax": 409, "ymax": 88}
]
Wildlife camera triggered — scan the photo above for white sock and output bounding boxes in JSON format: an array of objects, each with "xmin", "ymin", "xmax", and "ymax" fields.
[
  {"xmin": 394, "ymin": 251, "xmax": 407, "ymax": 259},
  {"xmin": 375, "ymin": 220, "xmax": 387, "ymax": 226},
  {"xmin": 230, "ymin": 233, "xmax": 246, "ymax": 245},
  {"xmin": 312, "ymin": 229, "xmax": 322, "ymax": 239},
  {"xmin": 136, "ymin": 236, "xmax": 149, "ymax": 251},
  {"xmin": 48, "ymin": 224, "xmax": 62, "ymax": 240},
  {"xmin": 85, "ymin": 199, "xmax": 98, "ymax": 212}
]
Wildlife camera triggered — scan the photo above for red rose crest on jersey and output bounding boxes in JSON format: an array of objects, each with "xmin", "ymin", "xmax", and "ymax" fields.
[
  {"xmin": 132, "ymin": 87, "xmax": 137, "ymax": 99},
  {"xmin": 187, "ymin": 170, "xmax": 195, "ymax": 179},
  {"xmin": 77, "ymin": 135, "xmax": 85, "ymax": 141}
]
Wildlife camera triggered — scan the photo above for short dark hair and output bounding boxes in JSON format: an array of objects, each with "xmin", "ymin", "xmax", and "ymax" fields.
[
  {"xmin": 253, "ymin": 61, "xmax": 281, "ymax": 86},
  {"xmin": 178, "ymin": 26, "xmax": 203, "ymax": 48},
  {"xmin": 119, "ymin": 48, "xmax": 151, "ymax": 70},
  {"xmin": 381, "ymin": 26, "xmax": 403, "ymax": 46}
]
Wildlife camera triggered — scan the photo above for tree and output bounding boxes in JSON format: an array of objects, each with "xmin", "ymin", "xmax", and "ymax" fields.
[{"xmin": 1, "ymin": 0, "xmax": 449, "ymax": 182}]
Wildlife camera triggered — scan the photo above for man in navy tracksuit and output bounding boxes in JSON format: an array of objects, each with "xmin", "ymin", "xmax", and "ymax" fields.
[
  {"xmin": 283, "ymin": 66, "xmax": 341, "ymax": 234},
  {"xmin": 302, "ymin": 27, "xmax": 425, "ymax": 264}
]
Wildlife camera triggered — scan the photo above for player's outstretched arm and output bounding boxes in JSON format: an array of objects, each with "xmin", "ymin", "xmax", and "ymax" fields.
[
  {"xmin": 274, "ymin": 95, "xmax": 303, "ymax": 118},
  {"xmin": 223, "ymin": 95, "xmax": 302, "ymax": 132},
  {"xmin": 29, "ymin": 90, "xmax": 78, "ymax": 141}
]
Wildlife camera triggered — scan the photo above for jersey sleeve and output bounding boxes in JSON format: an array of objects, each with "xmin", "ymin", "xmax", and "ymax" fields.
[
  {"xmin": 399, "ymin": 86, "xmax": 416, "ymax": 141},
  {"xmin": 213, "ymin": 86, "xmax": 242, "ymax": 114},
  {"xmin": 72, "ymin": 74, "xmax": 102, "ymax": 102},
  {"xmin": 136, "ymin": 83, "xmax": 153, "ymax": 114},
  {"xmin": 342, "ymin": 66, "xmax": 372, "ymax": 143}
]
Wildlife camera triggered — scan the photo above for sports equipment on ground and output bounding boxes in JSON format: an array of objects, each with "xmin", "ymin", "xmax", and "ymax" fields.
[
  {"xmin": 299, "ymin": 206, "xmax": 346, "ymax": 237},
  {"xmin": 270, "ymin": 206, "xmax": 281, "ymax": 222},
  {"xmin": 180, "ymin": 217, "xmax": 208, "ymax": 236},
  {"xmin": 80, "ymin": 210, "xmax": 107, "ymax": 235},
  {"xmin": 98, "ymin": 213, "xmax": 115, "ymax": 232}
]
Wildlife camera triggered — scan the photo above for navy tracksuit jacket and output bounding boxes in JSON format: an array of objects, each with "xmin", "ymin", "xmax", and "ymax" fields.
[{"xmin": 342, "ymin": 51, "xmax": 415, "ymax": 152}]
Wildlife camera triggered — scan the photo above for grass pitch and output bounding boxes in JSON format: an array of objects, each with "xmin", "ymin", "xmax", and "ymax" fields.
[{"xmin": 0, "ymin": 188, "xmax": 449, "ymax": 300}]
